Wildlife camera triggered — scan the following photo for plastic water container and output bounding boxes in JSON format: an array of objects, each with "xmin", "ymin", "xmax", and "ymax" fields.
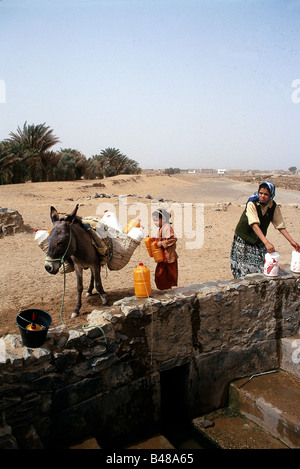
[
  {"xmin": 144, "ymin": 236, "xmax": 153, "ymax": 257},
  {"xmin": 128, "ymin": 226, "xmax": 144, "ymax": 241},
  {"xmin": 133, "ymin": 263, "xmax": 151, "ymax": 298},
  {"xmin": 100, "ymin": 210, "xmax": 121, "ymax": 231},
  {"xmin": 151, "ymin": 241, "xmax": 164, "ymax": 263},
  {"xmin": 124, "ymin": 218, "xmax": 140, "ymax": 234},
  {"xmin": 291, "ymin": 250, "xmax": 300, "ymax": 273},
  {"xmin": 35, "ymin": 229, "xmax": 49, "ymax": 243},
  {"xmin": 264, "ymin": 252, "xmax": 280, "ymax": 277},
  {"xmin": 34, "ymin": 229, "xmax": 49, "ymax": 253}
]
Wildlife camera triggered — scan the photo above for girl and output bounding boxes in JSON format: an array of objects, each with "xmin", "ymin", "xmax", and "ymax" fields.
[
  {"xmin": 152, "ymin": 208, "xmax": 178, "ymax": 290},
  {"xmin": 230, "ymin": 181, "xmax": 300, "ymax": 278}
]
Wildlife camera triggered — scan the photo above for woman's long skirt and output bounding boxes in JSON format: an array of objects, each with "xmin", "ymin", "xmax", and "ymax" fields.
[
  {"xmin": 230, "ymin": 234, "xmax": 267, "ymax": 278},
  {"xmin": 155, "ymin": 261, "xmax": 178, "ymax": 290}
]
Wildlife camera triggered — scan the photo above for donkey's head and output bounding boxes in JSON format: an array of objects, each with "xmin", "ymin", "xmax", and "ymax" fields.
[{"xmin": 44, "ymin": 205, "xmax": 79, "ymax": 274}]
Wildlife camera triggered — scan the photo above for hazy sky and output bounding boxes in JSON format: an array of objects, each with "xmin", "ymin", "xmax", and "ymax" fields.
[{"xmin": 1, "ymin": 0, "xmax": 300, "ymax": 171}]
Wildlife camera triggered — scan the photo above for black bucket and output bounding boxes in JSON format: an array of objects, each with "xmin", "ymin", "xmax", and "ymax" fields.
[{"xmin": 16, "ymin": 309, "xmax": 52, "ymax": 348}]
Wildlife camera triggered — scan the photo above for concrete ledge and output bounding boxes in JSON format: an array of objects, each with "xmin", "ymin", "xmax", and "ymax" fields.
[
  {"xmin": 229, "ymin": 370, "xmax": 300, "ymax": 448},
  {"xmin": 193, "ymin": 408, "xmax": 289, "ymax": 449}
]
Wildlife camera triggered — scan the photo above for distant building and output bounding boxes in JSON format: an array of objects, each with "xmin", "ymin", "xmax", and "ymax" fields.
[
  {"xmin": 217, "ymin": 169, "xmax": 227, "ymax": 175},
  {"xmin": 200, "ymin": 169, "xmax": 216, "ymax": 174}
]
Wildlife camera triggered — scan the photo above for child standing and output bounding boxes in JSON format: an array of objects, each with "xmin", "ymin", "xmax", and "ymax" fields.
[{"xmin": 152, "ymin": 209, "xmax": 178, "ymax": 290}]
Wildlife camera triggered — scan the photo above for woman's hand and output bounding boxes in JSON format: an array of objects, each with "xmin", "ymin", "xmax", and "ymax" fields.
[
  {"xmin": 278, "ymin": 229, "xmax": 300, "ymax": 252},
  {"xmin": 291, "ymin": 240, "xmax": 300, "ymax": 252},
  {"xmin": 265, "ymin": 241, "xmax": 276, "ymax": 253}
]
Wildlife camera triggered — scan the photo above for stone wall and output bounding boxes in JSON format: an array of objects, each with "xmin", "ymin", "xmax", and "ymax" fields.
[
  {"xmin": 0, "ymin": 208, "xmax": 25, "ymax": 237},
  {"xmin": 0, "ymin": 272, "xmax": 299, "ymax": 448}
]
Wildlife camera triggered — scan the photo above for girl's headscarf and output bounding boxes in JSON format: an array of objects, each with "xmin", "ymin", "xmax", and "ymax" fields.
[
  {"xmin": 152, "ymin": 208, "xmax": 171, "ymax": 223},
  {"xmin": 247, "ymin": 181, "xmax": 276, "ymax": 206}
]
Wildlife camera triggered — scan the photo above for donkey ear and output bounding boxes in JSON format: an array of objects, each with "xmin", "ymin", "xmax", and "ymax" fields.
[
  {"xmin": 50, "ymin": 206, "xmax": 59, "ymax": 223},
  {"xmin": 65, "ymin": 204, "xmax": 79, "ymax": 223}
]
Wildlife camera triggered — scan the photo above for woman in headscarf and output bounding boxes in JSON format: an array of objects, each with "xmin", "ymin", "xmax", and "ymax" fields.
[
  {"xmin": 230, "ymin": 181, "xmax": 300, "ymax": 278},
  {"xmin": 152, "ymin": 208, "xmax": 178, "ymax": 290}
]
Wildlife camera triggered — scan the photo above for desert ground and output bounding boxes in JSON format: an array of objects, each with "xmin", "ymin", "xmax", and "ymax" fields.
[{"xmin": 1, "ymin": 172, "xmax": 299, "ymax": 338}]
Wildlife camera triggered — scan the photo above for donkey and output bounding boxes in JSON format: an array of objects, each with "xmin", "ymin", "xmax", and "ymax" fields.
[{"xmin": 45, "ymin": 205, "xmax": 108, "ymax": 318}]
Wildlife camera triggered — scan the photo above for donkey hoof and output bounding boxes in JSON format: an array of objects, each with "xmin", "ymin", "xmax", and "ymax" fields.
[
  {"xmin": 71, "ymin": 312, "xmax": 79, "ymax": 319},
  {"xmin": 101, "ymin": 295, "xmax": 108, "ymax": 306},
  {"xmin": 86, "ymin": 292, "xmax": 92, "ymax": 298}
]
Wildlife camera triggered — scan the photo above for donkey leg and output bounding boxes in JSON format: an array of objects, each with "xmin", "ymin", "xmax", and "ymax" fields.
[
  {"xmin": 86, "ymin": 270, "xmax": 94, "ymax": 297},
  {"xmin": 93, "ymin": 267, "xmax": 108, "ymax": 306},
  {"xmin": 72, "ymin": 267, "xmax": 83, "ymax": 318}
]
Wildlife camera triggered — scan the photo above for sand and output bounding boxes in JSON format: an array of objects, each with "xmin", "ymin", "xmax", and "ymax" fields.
[{"xmin": 1, "ymin": 172, "xmax": 299, "ymax": 338}]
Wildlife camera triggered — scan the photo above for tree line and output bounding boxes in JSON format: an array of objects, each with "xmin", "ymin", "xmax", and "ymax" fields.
[{"xmin": 0, "ymin": 122, "xmax": 141, "ymax": 184}]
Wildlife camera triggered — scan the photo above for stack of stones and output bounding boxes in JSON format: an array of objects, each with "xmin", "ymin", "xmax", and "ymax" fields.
[{"xmin": 0, "ymin": 208, "xmax": 25, "ymax": 237}]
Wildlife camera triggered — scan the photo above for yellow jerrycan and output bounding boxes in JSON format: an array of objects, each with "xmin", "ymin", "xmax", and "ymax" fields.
[
  {"xmin": 151, "ymin": 241, "xmax": 164, "ymax": 263},
  {"xmin": 124, "ymin": 218, "xmax": 141, "ymax": 234},
  {"xmin": 133, "ymin": 263, "xmax": 151, "ymax": 298},
  {"xmin": 144, "ymin": 236, "xmax": 153, "ymax": 257}
]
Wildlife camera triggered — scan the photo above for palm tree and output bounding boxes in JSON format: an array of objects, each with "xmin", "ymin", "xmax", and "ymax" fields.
[
  {"xmin": 8, "ymin": 122, "xmax": 60, "ymax": 181},
  {"xmin": 122, "ymin": 158, "xmax": 142, "ymax": 174},
  {"xmin": 100, "ymin": 147, "xmax": 122, "ymax": 177},
  {"xmin": 85, "ymin": 154, "xmax": 107, "ymax": 179},
  {"xmin": 54, "ymin": 148, "xmax": 87, "ymax": 181},
  {"xmin": 0, "ymin": 140, "xmax": 28, "ymax": 184},
  {"xmin": 100, "ymin": 147, "xmax": 141, "ymax": 177},
  {"xmin": 43, "ymin": 151, "xmax": 60, "ymax": 182}
]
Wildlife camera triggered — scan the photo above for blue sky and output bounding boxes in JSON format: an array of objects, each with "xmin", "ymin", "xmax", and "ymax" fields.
[{"xmin": 1, "ymin": 0, "xmax": 300, "ymax": 170}]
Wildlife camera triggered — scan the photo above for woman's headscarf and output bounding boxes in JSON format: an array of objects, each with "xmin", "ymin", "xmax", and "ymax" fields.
[{"xmin": 247, "ymin": 181, "xmax": 276, "ymax": 206}]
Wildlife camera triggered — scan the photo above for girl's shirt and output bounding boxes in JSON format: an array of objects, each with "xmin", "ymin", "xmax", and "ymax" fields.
[{"xmin": 157, "ymin": 223, "xmax": 178, "ymax": 263}]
